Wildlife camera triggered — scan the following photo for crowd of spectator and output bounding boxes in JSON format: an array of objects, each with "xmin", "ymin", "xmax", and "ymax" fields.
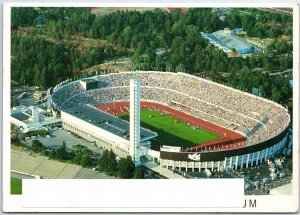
[{"xmin": 51, "ymin": 71, "xmax": 290, "ymax": 146}]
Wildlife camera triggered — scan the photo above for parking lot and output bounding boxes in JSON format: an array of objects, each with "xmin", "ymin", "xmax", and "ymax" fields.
[
  {"xmin": 25, "ymin": 129, "xmax": 102, "ymax": 154},
  {"xmin": 18, "ymin": 92, "xmax": 38, "ymax": 106}
]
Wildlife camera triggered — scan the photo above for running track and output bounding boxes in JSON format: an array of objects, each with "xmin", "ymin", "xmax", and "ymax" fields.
[{"xmin": 97, "ymin": 101, "xmax": 247, "ymax": 152}]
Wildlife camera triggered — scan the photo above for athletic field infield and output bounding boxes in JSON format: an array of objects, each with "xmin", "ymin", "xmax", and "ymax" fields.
[{"xmin": 119, "ymin": 109, "xmax": 221, "ymax": 149}]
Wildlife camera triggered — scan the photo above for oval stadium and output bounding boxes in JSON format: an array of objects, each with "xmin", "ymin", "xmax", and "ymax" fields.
[{"xmin": 51, "ymin": 71, "xmax": 290, "ymax": 172}]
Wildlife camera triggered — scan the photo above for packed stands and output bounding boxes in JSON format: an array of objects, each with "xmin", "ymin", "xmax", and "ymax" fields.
[{"xmin": 52, "ymin": 71, "xmax": 290, "ymax": 147}]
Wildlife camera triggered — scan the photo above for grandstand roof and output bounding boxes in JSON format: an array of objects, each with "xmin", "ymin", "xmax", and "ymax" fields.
[{"xmin": 64, "ymin": 105, "xmax": 157, "ymax": 142}]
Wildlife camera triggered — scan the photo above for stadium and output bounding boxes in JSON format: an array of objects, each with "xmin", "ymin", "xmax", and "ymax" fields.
[{"xmin": 51, "ymin": 71, "xmax": 290, "ymax": 172}]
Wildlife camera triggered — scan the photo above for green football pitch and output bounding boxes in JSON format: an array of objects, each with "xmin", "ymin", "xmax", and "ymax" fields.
[
  {"xmin": 119, "ymin": 109, "xmax": 221, "ymax": 149},
  {"xmin": 11, "ymin": 178, "xmax": 22, "ymax": 195}
]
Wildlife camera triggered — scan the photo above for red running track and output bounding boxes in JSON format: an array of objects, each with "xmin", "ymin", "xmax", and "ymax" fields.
[{"xmin": 97, "ymin": 101, "xmax": 247, "ymax": 152}]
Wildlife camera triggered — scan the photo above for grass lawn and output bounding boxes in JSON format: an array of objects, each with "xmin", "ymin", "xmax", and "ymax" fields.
[
  {"xmin": 119, "ymin": 109, "xmax": 220, "ymax": 149},
  {"xmin": 11, "ymin": 177, "xmax": 22, "ymax": 195}
]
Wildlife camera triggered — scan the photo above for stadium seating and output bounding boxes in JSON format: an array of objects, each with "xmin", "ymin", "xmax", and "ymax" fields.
[{"xmin": 52, "ymin": 71, "xmax": 290, "ymax": 146}]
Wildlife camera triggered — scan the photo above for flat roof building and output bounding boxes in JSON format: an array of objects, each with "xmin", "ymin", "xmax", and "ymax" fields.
[
  {"xmin": 80, "ymin": 78, "xmax": 99, "ymax": 90},
  {"xmin": 201, "ymin": 28, "xmax": 260, "ymax": 55},
  {"xmin": 11, "ymin": 105, "xmax": 61, "ymax": 133}
]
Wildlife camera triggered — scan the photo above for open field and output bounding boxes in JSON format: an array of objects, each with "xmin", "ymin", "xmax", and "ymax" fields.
[
  {"xmin": 11, "ymin": 178, "xmax": 22, "ymax": 195},
  {"xmin": 119, "ymin": 109, "xmax": 220, "ymax": 148}
]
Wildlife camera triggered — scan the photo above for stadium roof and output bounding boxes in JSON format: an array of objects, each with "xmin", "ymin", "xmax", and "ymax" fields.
[{"xmin": 64, "ymin": 105, "xmax": 157, "ymax": 142}]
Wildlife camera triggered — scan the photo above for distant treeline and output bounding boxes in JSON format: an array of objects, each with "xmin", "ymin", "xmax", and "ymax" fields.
[{"xmin": 11, "ymin": 7, "xmax": 292, "ymax": 106}]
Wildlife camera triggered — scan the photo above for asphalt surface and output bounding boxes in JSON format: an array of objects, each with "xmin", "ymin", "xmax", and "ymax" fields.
[{"xmin": 25, "ymin": 129, "xmax": 102, "ymax": 154}]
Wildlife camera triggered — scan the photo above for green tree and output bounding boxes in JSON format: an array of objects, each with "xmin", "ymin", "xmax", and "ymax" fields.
[
  {"xmin": 239, "ymin": 66, "xmax": 251, "ymax": 91},
  {"xmin": 107, "ymin": 149, "xmax": 118, "ymax": 175},
  {"xmin": 11, "ymin": 98, "xmax": 20, "ymax": 107},
  {"xmin": 133, "ymin": 166, "xmax": 144, "ymax": 179},
  {"xmin": 56, "ymin": 141, "xmax": 68, "ymax": 160},
  {"xmin": 31, "ymin": 140, "xmax": 45, "ymax": 152},
  {"xmin": 73, "ymin": 153, "xmax": 82, "ymax": 165},
  {"xmin": 11, "ymin": 7, "xmax": 38, "ymax": 29},
  {"xmin": 81, "ymin": 153, "xmax": 91, "ymax": 167},
  {"xmin": 97, "ymin": 149, "xmax": 118, "ymax": 175},
  {"xmin": 117, "ymin": 156, "xmax": 135, "ymax": 179},
  {"xmin": 271, "ymin": 86, "xmax": 283, "ymax": 103},
  {"xmin": 155, "ymin": 55, "xmax": 165, "ymax": 71},
  {"xmin": 97, "ymin": 149, "xmax": 109, "ymax": 172}
]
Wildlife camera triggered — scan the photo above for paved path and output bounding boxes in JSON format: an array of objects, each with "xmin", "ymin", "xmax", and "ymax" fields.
[
  {"xmin": 75, "ymin": 168, "xmax": 114, "ymax": 179},
  {"xmin": 143, "ymin": 162, "xmax": 185, "ymax": 179},
  {"xmin": 11, "ymin": 171, "xmax": 35, "ymax": 179}
]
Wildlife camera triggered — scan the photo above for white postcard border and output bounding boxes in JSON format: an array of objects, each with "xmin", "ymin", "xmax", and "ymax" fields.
[{"xmin": 2, "ymin": 1, "xmax": 299, "ymax": 213}]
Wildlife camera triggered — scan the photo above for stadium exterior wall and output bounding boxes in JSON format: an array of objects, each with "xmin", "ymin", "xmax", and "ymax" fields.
[
  {"xmin": 61, "ymin": 110, "xmax": 131, "ymax": 158},
  {"xmin": 160, "ymin": 127, "xmax": 289, "ymax": 171}
]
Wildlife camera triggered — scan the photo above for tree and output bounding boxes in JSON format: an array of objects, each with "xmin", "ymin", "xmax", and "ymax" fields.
[
  {"xmin": 133, "ymin": 166, "xmax": 144, "ymax": 179},
  {"xmin": 11, "ymin": 98, "xmax": 20, "ymax": 107},
  {"xmin": 107, "ymin": 149, "xmax": 118, "ymax": 175},
  {"xmin": 117, "ymin": 156, "xmax": 135, "ymax": 179},
  {"xmin": 97, "ymin": 149, "xmax": 117, "ymax": 175},
  {"xmin": 239, "ymin": 66, "xmax": 251, "ymax": 91},
  {"xmin": 81, "ymin": 153, "xmax": 91, "ymax": 167},
  {"xmin": 49, "ymin": 149, "xmax": 56, "ymax": 159},
  {"xmin": 225, "ymin": 10, "xmax": 241, "ymax": 29},
  {"xmin": 271, "ymin": 86, "xmax": 283, "ymax": 103},
  {"xmin": 11, "ymin": 7, "xmax": 38, "ymax": 29},
  {"xmin": 31, "ymin": 140, "xmax": 45, "ymax": 152},
  {"xmin": 56, "ymin": 141, "xmax": 68, "ymax": 160},
  {"xmin": 97, "ymin": 149, "xmax": 109, "ymax": 172},
  {"xmin": 73, "ymin": 153, "xmax": 82, "ymax": 165},
  {"xmin": 155, "ymin": 55, "xmax": 165, "ymax": 71}
]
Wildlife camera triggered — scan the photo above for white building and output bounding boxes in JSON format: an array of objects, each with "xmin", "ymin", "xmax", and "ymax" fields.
[{"xmin": 11, "ymin": 105, "xmax": 61, "ymax": 133}]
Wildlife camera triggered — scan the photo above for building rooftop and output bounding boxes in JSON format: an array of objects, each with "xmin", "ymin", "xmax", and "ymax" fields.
[
  {"xmin": 80, "ymin": 78, "xmax": 98, "ymax": 83},
  {"xmin": 11, "ymin": 112, "xmax": 30, "ymax": 121},
  {"xmin": 201, "ymin": 28, "xmax": 260, "ymax": 55},
  {"xmin": 64, "ymin": 105, "xmax": 157, "ymax": 142},
  {"xmin": 212, "ymin": 30, "xmax": 252, "ymax": 52}
]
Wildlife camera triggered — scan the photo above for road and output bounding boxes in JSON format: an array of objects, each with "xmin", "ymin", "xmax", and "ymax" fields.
[
  {"xmin": 11, "ymin": 171, "xmax": 35, "ymax": 179},
  {"xmin": 269, "ymin": 69, "xmax": 292, "ymax": 76},
  {"xmin": 143, "ymin": 162, "xmax": 185, "ymax": 179}
]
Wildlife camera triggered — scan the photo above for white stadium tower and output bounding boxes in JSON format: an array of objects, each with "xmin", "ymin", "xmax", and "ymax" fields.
[{"xmin": 130, "ymin": 79, "xmax": 141, "ymax": 164}]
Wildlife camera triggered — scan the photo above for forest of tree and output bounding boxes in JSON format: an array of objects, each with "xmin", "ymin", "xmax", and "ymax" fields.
[
  {"xmin": 11, "ymin": 7, "xmax": 293, "ymax": 105},
  {"xmin": 11, "ymin": 34, "xmax": 117, "ymax": 87},
  {"xmin": 225, "ymin": 8, "xmax": 292, "ymax": 39}
]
